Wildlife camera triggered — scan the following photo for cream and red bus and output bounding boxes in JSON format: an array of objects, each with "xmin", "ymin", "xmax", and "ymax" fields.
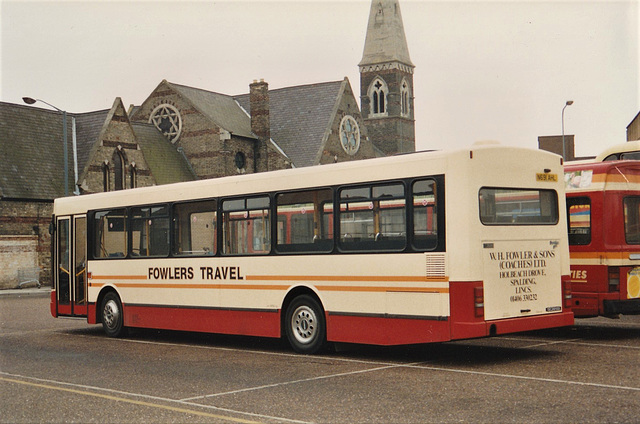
[
  {"xmin": 565, "ymin": 160, "xmax": 640, "ymax": 317},
  {"xmin": 51, "ymin": 144, "xmax": 573, "ymax": 353}
]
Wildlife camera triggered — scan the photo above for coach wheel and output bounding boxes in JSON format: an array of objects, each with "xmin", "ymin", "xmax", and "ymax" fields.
[
  {"xmin": 285, "ymin": 295, "xmax": 326, "ymax": 354},
  {"xmin": 101, "ymin": 292, "xmax": 126, "ymax": 338}
]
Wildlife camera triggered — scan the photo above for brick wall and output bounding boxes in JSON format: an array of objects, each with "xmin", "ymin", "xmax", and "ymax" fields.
[{"xmin": 0, "ymin": 200, "xmax": 52, "ymax": 288}]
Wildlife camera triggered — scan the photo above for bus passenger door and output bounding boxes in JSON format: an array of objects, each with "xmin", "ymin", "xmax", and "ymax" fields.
[
  {"xmin": 55, "ymin": 216, "xmax": 88, "ymax": 317},
  {"xmin": 56, "ymin": 217, "xmax": 72, "ymax": 315},
  {"xmin": 72, "ymin": 216, "xmax": 88, "ymax": 316}
]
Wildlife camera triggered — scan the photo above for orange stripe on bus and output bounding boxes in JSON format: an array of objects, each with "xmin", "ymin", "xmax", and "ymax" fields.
[
  {"xmin": 570, "ymin": 251, "xmax": 629, "ymax": 260},
  {"xmin": 245, "ymin": 275, "xmax": 448, "ymax": 283},
  {"xmin": 315, "ymin": 285, "xmax": 449, "ymax": 293},
  {"xmin": 91, "ymin": 275, "xmax": 148, "ymax": 280},
  {"xmin": 89, "ymin": 282, "xmax": 289, "ymax": 290},
  {"xmin": 87, "ymin": 282, "xmax": 448, "ymax": 293}
]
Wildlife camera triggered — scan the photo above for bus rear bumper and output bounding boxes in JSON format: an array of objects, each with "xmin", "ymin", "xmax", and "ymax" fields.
[
  {"xmin": 488, "ymin": 311, "xmax": 574, "ymax": 336},
  {"xmin": 449, "ymin": 311, "xmax": 574, "ymax": 340}
]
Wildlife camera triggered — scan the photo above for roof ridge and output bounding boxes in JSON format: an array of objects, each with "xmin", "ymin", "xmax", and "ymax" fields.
[
  {"xmin": 233, "ymin": 79, "xmax": 345, "ymax": 98},
  {"xmin": 166, "ymin": 80, "xmax": 232, "ymax": 98}
]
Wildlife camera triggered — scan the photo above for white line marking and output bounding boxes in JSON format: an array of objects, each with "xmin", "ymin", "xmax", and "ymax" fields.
[
  {"xmin": 70, "ymin": 333, "xmax": 640, "ymax": 394},
  {"xmin": 500, "ymin": 336, "xmax": 640, "ymax": 350},
  {"xmin": 181, "ymin": 363, "xmax": 423, "ymax": 401},
  {"xmin": 0, "ymin": 371, "xmax": 309, "ymax": 424},
  {"xmin": 405, "ymin": 364, "xmax": 640, "ymax": 392}
]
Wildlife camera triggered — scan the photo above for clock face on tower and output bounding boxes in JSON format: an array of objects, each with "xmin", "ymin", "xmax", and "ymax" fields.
[
  {"xmin": 339, "ymin": 115, "xmax": 360, "ymax": 155},
  {"xmin": 149, "ymin": 103, "xmax": 182, "ymax": 143}
]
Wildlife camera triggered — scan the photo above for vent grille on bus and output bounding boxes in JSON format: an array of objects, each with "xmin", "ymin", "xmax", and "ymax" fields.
[{"xmin": 425, "ymin": 254, "xmax": 446, "ymax": 277}]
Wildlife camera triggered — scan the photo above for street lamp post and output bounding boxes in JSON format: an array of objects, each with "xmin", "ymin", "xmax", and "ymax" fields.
[
  {"xmin": 562, "ymin": 100, "xmax": 574, "ymax": 161},
  {"xmin": 22, "ymin": 97, "xmax": 69, "ymax": 196}
]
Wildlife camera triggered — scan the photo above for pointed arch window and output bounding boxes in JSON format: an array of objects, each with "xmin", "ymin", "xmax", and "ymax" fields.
[
  {"xmin": 368, "ymin": 78, "xmax": 388, "ymax": 117},
  {"xmin": 113, "ymin": 148, "xmax": 126, "ymax": 191},
  {"xmin": 102, "ymin": 161, "xmax": 110, "ymax": 192},
  {"xmin": 401, "ymin": 79, "xmax": 411, "ymax": 117},
  {"xmin": 130, "ymin": 162, "xmax": 137, "ymax": 189}
]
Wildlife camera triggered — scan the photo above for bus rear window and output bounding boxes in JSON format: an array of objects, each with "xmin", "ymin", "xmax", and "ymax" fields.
[{"xmin": 479, "ymin": 188, "xmax": 558, "ymax": 225}]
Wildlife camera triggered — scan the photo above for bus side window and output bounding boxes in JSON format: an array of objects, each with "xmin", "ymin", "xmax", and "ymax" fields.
[
  {"xmin": 93, "ymin": 209, "xmax": 127, "ymax": 258},
  {"xmin": 338, "ymin": 183, "xmax": 406, "ymax": 252},
  {"xmin": 222, "ymin": 196, "xmax": 271, "ymax": 255},
  {"xmin": 173, "ymin": 200, "xmax": 217, "ymax": 256},
  {"xmin": 130, "ymin": 205, "xmax": 170, "ymax": 257},
  {"xmin": 623, "ymin": 197, "xmax": 640, "ymax": 244},
  {"xmin": 567, "ymin": 197, "xmax": 591, "ymax": 245},
  {"xmin": 276, "ymin": 189, "xmax": 333, "ymax": 253},
  {"xmin": 412, "ymin": 179, "xmax": 438, "ymax": 251}
]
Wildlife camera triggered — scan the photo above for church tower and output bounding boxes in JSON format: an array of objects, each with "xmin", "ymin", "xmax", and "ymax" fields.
[{"xmin": 359, "ymin": 0, "xmax": 415, "ymax": 155}]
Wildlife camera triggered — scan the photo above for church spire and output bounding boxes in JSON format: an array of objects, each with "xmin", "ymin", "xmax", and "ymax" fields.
[
  {"xmin": 359, "ymin": 0, "xmax": 415, "ymax": 156},
  {"xmin": 359, "ymin": 0, "xmax": 413, "ymax": 68}
]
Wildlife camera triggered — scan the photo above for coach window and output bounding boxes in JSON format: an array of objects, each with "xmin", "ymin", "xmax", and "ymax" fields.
[
  {"xmin": 173, "ymin": 200, "xmax": 217, "ymax": 256},
  {"xmin": 338, "ymin": 182, "xmax": 406, "ymax": 252},
  {"xmin": 94, "ymin": 209, "xmax": 127, "ymax": 258},
  {"xmin": 130, "ymin": 205, "xmax": 170, "ymax": 257},
  {"xmin": 276, "ymin": 189, "xmax": 333, "ymax": 253},
  {"xmin": 567, "ymin": 197, "xmax": 591, "ymax": 245},
  {"xmin": 222, "ymin": 196, "xmax": 271, "ymax": 255},
  {"xmin": 479, "ymin": 188, "xmax": 558, "ymax": 225},
  {"xmin": 412, "ymin": 179, "xmax": 438, "ymax": 251},
  {"xmin": 623, "ymin": 197, "xmax": 640, "ymax": 244}
]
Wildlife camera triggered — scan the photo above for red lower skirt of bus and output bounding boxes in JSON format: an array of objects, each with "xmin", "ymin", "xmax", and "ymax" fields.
[
  {"xmin": 86, "ymin": 303, "xmax": 282, "ymax": 338},
  {"xmin": 83, "ymin": 302, "xmax": 573, "ymax": 346}
]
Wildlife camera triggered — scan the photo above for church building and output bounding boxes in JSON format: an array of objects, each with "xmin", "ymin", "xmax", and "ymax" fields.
[{"xmin": 0, "ymin": 0, "xmax": 415, "ymax": 288}]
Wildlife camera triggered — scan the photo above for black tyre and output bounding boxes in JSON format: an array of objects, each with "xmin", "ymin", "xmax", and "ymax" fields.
[
  {"xmin": 101, "ymin": 292, "xmax": 126, "ymax": 337},
  {"xmin": 285, "ymin": 295, "xmax": 326, "ymax": 354}
]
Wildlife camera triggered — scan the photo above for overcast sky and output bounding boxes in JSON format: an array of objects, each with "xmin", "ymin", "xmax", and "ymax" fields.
[{"xmin": 2, "ymin": 0, "xmax": 638, "ymax": 157}]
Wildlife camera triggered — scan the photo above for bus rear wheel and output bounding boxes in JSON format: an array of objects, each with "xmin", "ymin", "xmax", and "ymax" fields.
[
  {"xmin": 101, "ymin": 292, "xmax": 126, "ymax": 337},
  {"xmin": 285, "ymin": 295, "xmax": 326, "ymax": 354}
]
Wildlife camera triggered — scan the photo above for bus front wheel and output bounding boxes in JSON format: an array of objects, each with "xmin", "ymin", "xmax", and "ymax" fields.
[
  {"xmin": 285, "ymin": 295, "xmax": 326, "ymax": 354},
  {"xmin": 101, "ymin": 292, "xmax": 126, "ymax": 337}
]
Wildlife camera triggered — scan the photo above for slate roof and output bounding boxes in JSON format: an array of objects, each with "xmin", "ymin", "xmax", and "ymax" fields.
[
  {"xmin": 132, "ymin": 122, "xmax": 196, "ymax": 184},
  {"xmin": 168, "ymin": 82, "xmax": 255, "ymax": 139},
  {"xmin": 74, "ymin": 109, "xmax": 110, "ymax": 176},
  {"xmin": 0, "ymin": 102, "xmax": 72, "ymax": 200},
  {"xmin": 234, "ymin": 80, "xmax": 345, "ymax": 168}
]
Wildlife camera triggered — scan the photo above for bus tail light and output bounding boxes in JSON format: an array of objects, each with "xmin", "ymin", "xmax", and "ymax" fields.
[
  {"xmin": 562, "ymin": 278, "xmax": 572, "ymax": 309},
  {"xmin": 474, "ymin": 286, "xmax": 484, "ymax": 318},
  {"xmin": 608, "ymin": 267, "xmax": 620, "ymax": 293}
]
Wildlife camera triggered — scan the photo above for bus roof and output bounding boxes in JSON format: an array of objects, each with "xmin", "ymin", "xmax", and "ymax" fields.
[
  {"xmin": 564, "ymin": 159, "xmax": 640, "ymax": 192},
  {"xmin": 594, "ymin": 140, "xmax": 640, "ymax": 162},
  {"xmin": 53, "ymin": 143, "xmax": 562, "ymax": 215}
]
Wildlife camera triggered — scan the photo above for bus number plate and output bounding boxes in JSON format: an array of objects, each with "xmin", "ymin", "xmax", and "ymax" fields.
[{"xmin": 536, "ymin": 173, "xmax": 558, "ymax": 182}]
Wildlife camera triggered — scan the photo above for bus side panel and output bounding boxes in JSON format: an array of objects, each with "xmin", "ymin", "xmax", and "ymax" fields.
[
  {"xmin": 50, "ymin": 290, "xmax": 57, "ymax": 318},
  {"xmin": 326, "ymin": 314, "xmax": 450, "ymax": 345},
  {"xmin": 122, "ymin": 305, "xmax": 281, "ymax": 338},
  {"xmin": 449, "ymin": 281, "xmax": 487, "ymax": 340},
  {"xmin": 87, "ymin": 302, "xmax": 97, "ymax": 324},
  {"xmin": 570, "ymin": 264, "xmax": 608, "ymax": 317}
]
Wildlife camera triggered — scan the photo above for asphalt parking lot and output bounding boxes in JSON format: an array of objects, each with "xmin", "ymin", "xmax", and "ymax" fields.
[{"xmin": 1, "ymin": 289, "xmax": 639, "ymax": 423}]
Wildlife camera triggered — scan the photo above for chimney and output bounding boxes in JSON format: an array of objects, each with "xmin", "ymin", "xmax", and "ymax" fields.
[{"xmin": 250, "ymin": 79, "xmax": 270, "ymax": 142}]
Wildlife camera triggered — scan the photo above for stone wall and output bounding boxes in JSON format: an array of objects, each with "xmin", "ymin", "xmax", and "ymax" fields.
[
  {"xmin": 320, "ymin": 81, "xmax": 376, "ymax": 165},
  {"xmin": 80, "ymin": 99, "xmax": 155, "ymax": 194},
  {"xmin": 0, "ymin": 200, "xmax": 52, "ymax": 289},
  {"xmin": 360, "ymin": 65, "xmax": 415, "ymax": 155}
]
